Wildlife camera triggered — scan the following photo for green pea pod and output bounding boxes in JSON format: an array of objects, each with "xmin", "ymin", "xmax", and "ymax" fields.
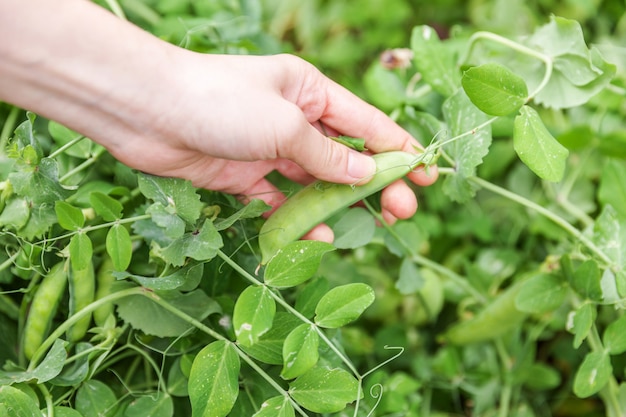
[
  {"xmin": 258, "ymin": 151, "xmax": 424, "ymax": 264},
  {"xmin": 441, "ymin": 282, "xmax": 527, "ymax": 345},
  {"xmin": 67, "ymin": 261, "xmax": 95, "ymax": 342},
  {"xmin": 93, "ymin": 256, "xmax": 116, "ymax": 327},
  {"xmin": 23, "ymin": 261, "xmax": 68, "ymax": 360}
]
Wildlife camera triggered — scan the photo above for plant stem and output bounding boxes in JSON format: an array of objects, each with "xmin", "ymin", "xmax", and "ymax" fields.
[
  {"xmin": 38, "ymin": 214, "xmax": 151, "ymax": 245},
  {"xmin": 47, "ymin": 134, "xmax": 85, "ymax": 159},
  {"xmin": 0, "ymin": 105, "xmax": 20, "ymax": 151},
  {"xmin": 437, "ymin": 170, "xmax": 613, "ymax": 267},
  {"xmin": 59, "ymin": 148, "xmax": 106, "ymax": 183},
  {"xmin": 216, "ymin": 250, "xmax": 362, "ymax": 377}
]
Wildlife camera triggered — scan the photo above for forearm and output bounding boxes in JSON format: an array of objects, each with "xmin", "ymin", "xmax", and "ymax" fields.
[{"xmin": 0, "ymin": 0, "xmax": 178, "ymax": 152}]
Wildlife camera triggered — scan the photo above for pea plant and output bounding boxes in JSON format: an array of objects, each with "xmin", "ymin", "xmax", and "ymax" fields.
[{"xmin": 1, "ymin": 1, "xmax": 625, "ymax": 416}]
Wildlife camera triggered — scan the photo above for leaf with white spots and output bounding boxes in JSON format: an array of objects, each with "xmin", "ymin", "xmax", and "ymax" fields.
[
  {"xmin": 281, "ymin": 324, "xmax": 319, "ymax": 380},
  {"xmin": 252, "ymin": 396, "xmax": 295, "ymax": 417},
  {"xmin": 233, "ymin": 286, "xmax": 276, "ymax": 347},
  {"xmin": 264, "ymin": 241, "xmax": 334, "ymax": 289},
  {"xmin": 573, "ymin": 351, "xmax": 612, "ymax": 398},
  {"xmin": 189, "ymin": 341, "xmax": 240, "ymax": 417}
]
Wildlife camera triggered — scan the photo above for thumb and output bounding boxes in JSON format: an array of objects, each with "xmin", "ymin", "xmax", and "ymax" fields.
[{"xmin": 283, "ymin": 121, "xmax": 377, "ymax": 185}]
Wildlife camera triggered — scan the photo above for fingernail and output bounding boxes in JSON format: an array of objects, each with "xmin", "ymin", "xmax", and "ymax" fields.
[{"xmin": 347, "ymin": 153, "xmax": 376, "ymax": 181}]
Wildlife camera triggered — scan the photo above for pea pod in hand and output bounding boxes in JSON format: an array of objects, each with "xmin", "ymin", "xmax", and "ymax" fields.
[{"xmin": 258, "ymin": 150, "xmax": 427, "ymax": 265}]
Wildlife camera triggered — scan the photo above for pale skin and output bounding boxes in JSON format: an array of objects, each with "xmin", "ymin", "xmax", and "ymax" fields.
[{"xmin": 0, "ymin": 0, "xmax": 437, "ymax": 242}]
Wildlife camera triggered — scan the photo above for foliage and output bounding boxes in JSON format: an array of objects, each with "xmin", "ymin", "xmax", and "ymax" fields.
[{"xmin": 1, "ymin": 0, "xmax": 626, "ymax": 416}]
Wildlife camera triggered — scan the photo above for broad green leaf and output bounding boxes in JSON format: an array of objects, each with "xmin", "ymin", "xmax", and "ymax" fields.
[
  {"xmin": 48, "ymin": 406, "xmax": 84, "ymax": 417},
  {"xmin": 442, "ymin": 89, "xmax": 492, "ymax": 202},
  {"xmin": 11, "ymin": 114, "xmax": 42, "ymax": 161},
  {"xmin": 573, "ymin": 351, "xmax": 612, "ymax": 398},
  {"xmin": 411, "ymin": 25, "xmax": 459, "ymax": 97},
  {"xmin": 233, "ymin": 286, "xmax": 276, "ymax": 347},
  {"xmin": 89, "ymin": 192, "xmax": 123, "ymax": 221},
  {"xmin": 515, "ymin": 273, "xmax": 567, "ymax": 314},
  {"xmin": 0, "ymin": 384, "xmax": 41, "ymax": 416},
  {"xmin": 603, "ymin": 315, "xmax": 626, "ymax": 355},
  {"xmin": 599, "ymin": 131, "xmax": 626, "ymax": 160},
  {"xmin": 363, "ymin": 61, "xmax": 407, "ymax": 110},
  {"xmin": 332, "ymin": 208, "xmax": 376, "ymax": 249},
  {"xmin": 138, "ymin": 173, "xmax": 204, "ymax": 224},
  {"xmin": 513, "ymin": 105, "xmax": 569, "ymax": 182},
  {"xmin": 281, "ymin": 324, "xmax": 319, "ymax": 380},
  {"xmin": 55, "ymin": 201, "xmax": 85, "ymax": 231},
  {"xmin": 395, "ymin": 257, "xmax": 424, "ymax": 295},
  {"xmin": 240, "ymin": 313, "xmax": 301, "ymax": 365},
  {"xmin": 50, "ymin": 342, "xmax": 91, "ymax": 386},
  {"xmin": 315, "ymin": 283, "xmax": 375, "ymax": 328},
  {"xmin": 570, "ymin": 259, "xmax": 603, "ymax": 301},
  {"xmin": 253, "ymin": 396, "xmax": 295, "ymax": 417},
  {"xmin": 189, "ymin": 341, "xmax": 240, "ymax": 417},
  {"xmin": 289, "ymin": 367, "xmax": 360, "ymax": 413},
  {"xmin": 598, "ymin": 159, "xmax": 626, "ymax": 219},
  {"xmin": 17, "ymin": 202, "xmax": 57, "ymax": 239},
  {"xmin": 264, "ymin": 241, "xmax": 334, "ymax": 289},
  {"xmin": 116, "ymin": 289, "xmax": 221, "ymax": 337},
  {"xmin": 522, "ymin": 17, "xmax": 616, "ymax": 109},
  {"xmin": 69, "ymin": 233, "xmax": 93, "ymax": 271},
  {"xmin": 114, "ymin": 262, "xmax": 204, "ymax": 292},
  {"xmin": 523, "ymin": 363, "xmax": 562, "ymax": 391},
  {"xmin": 75, "ymin": 380, "xmax": 118, "ymax": 417},
  {"xmin": 124, "ymin": 393, "xmax": 174, "ymax": 417},
  {"xmin": 462, "ymin": 63, "xmax": 528, "ymax": 116},
  {"xmin": 48, "ymin": 121, "xmax": 94, "ymax": 159},
  {"xmin": 0, "ymin": 197, "xmax": 30, "ymax": 230},
  {"xmin": 167, "ymin": 357, "xmax": 189, "ymax": 397},
  {"xmin": 9, "ymin": 157, "xmax": 70, "ymax": 204},
  {"xmin": 214, "ymin": 199, "xmax": 271, "ymax": 231},
  {"xmin": 567, "ymin": 303, "xmax": 596, "ymax": 348},
  {"xmin": 159, "ymin": 219, "xmax": 223, "ymax": 267},
  {"xmin": 106, "ymin": 223, "xmax": 132, "ymax": 271},
  {"xmin": 0, "ymin": 339, "xmax": 67, "ymax": 385},
  {"xmin": 295, "ymin": 277, "xmax": 329, "ymax": 319},
  {"xmin": 147, "ymin": 202, "xmax": 186, "ymax": 239}
]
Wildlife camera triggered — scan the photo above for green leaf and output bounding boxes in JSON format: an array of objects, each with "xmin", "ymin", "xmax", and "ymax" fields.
[
  {"xmin": 264, "ymin": 241, "xmax": 334, "ymax": 289},
  {"xmin": 240, "ymin": 313, "xmax": 302, "ymax": 365},
  {"xmin": 395, "ymin": 257, "xmax": 424, "ymax": 295},
  {"xmin": 233, "ymin": 286, "xmax": 276, "ymax": 347},
  {"xmin": 515, "ymin": 273, "xmax": 567, "ymax": 314},
  {"xmin": 48, "ymin": 406, "xmax": 84, "ymax": 417},
  {"xmin": 116, "ymin": 289, "xmax": 221, "ymax": 337},
  {"xmin": 50, "ymin": 342, "xmax": 91, "ymax": 386},
  {"xmin": 410, "ymin": 25, "xmax": 459, "ymax": 97},
  {"xmin": 69, "ymin": 233, "xmax": 93, "ymax": 271},
  {"xmin": 315, "ymin": 283, "xmax": 375, "ymax": 328},
  {"xmin": 332, "ymin": 208, "xmax": 376, "ymax": 249},
  {"xmin": 252, "ymin": 396, "xmax": 295, "ymax": 417},
  {"xmin": 75, "ymin": 380, "xmax": 118, "ymax": 417},
  {"xmin": 570, "ymin": 260, "xmax": 603, "ymax": 301},
  {"xmin": 295, "ymin": 277, "xmax": 329, "ymax": 319},
  {"xmin": 281, "ymin": 324, "xmax": 319, "ymax": 380},
  {"xmin": 441, "ymin": 89, "xmax": 492, "ymax": 202},
  {"xmin": 0, "ymin": 339, "xmax": 67, "ymax": 385},
  {"xmin": 114, "ymin": 262, "xmax": 204, "ymax": 292},
  {"xmin": 89, "ymin": 192, "xmax": 123, "ymax": 221},
  {"xmin": 146, "ymin": 202, "xmax": 186, "ymax": 239},
  {"xmin": 462, "ymin": 63, "xmax": 528, "ymax": 116},
  {"xmin": 106, "ymin": 223, "xmax": 133, "ymax": 271},
  {"xmin": 189, "ymin": 341, "xmax": 240, "ymax": 417},
  {"xmin": 214, "ymin": 199, "xmax": 271, "ymax": 230},
  {"xmin": 138, "ymin": 173, "xmax": 203, "ymax": 224},
  {"xmin": 363, "ymin": 61, "xmax": 408, "ymax": 110},
  {"xmin": 0, "ymin": 197, "xmax": 30, "ymax": 230},
  {"xmin": 0, "ymin": 385, "xmax": 41, "ymax": 417},
  {"xmin": 159, "ymin": 219, "xmax": 223, "ymax": 267},
  {"xmin": 599, "ymin": 159, "xmax": 626, "ymax": 219},
  {"xmin": 573, "ymin": 351, "xmax": 612, "ymax": 398},
  {"xmin": 55, "ymin": 201, "xmax": 85, "ymax": 231},
  {"xmin": 289, "ymin": 367, "xmax": 360, "ymax": 413},
  {"xmin": 123, "ymin": 393, "xmax": 174, "ymax": 417},
  {"xmin": 513, "ymin": 105, "xmax": 569, "ymax": 182},
  {"xmin": 593, "ymin": 205, "xmax": 626, "ymax": 273},
  {"xmin": 10, "ymin": 158, "xmax": 70, "ymax": 204},
  {"xmin": 603, "ymin": 315, "xmax": 626, "ymax": 355},
  {"xmin": 567, "ymin": 303, "xmax": 596, "ymax": 349}
]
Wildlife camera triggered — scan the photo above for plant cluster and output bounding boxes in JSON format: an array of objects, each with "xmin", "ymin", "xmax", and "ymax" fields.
[{"xmin": 1, "ymin": 0, "xmax": 626, "ymax": 416}]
